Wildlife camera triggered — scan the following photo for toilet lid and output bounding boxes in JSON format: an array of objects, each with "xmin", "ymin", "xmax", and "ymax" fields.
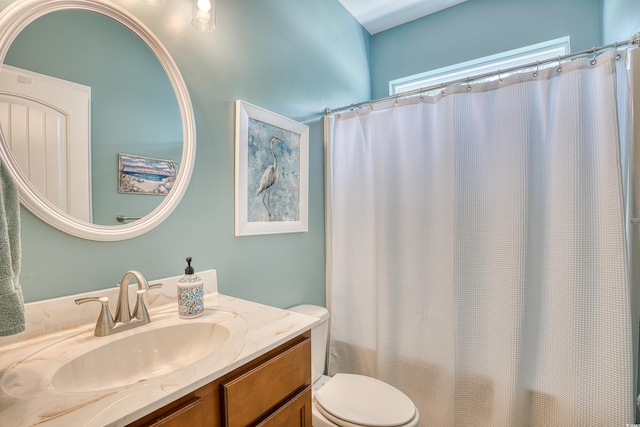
[{"xmin": 315, "ymin": 374, "xmax": 416, "ymax": 427}]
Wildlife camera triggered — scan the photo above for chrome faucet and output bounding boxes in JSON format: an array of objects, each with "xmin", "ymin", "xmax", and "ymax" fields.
[{"xmin": 75, "ymin": 270, "xmax": 162, "ymax": 337}]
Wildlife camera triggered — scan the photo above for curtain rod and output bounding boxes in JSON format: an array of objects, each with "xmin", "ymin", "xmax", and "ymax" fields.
[{"xmin": 325, "ymin": 34, "xmax": 640, "ymax": 115}]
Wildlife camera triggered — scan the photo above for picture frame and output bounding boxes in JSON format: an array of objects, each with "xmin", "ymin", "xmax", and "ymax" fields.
[
  {"xmin": 235, "ymin": 100, "xmax": 309, "ymax": 236},
  {"xmin": 118, "ymin": 153, "xmax": 177, "ymax": 196}
]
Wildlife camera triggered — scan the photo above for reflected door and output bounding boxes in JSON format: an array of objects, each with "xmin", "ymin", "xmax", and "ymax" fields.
[{"xmin": 0, "ymin": 65, "xmax": 91, "ymax": 222}]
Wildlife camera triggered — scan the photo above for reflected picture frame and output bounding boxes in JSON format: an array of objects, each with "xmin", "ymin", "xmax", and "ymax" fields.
[
  {"xmin": 235, "ymin": 100, "xmax": 309, "ymax": 236},
  {"xmin": 118, "ymin": 153, "xmax": 177, "ymax": 196}
]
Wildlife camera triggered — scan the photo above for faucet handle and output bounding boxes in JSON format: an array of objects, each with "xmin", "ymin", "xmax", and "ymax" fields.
[
  {"xmin": 75, "ymin": 296, "xmax": 115, "ymax": 337},
  {"xmin": 132, "ymin": 282, "xmax": 163, "ymax": 323}
]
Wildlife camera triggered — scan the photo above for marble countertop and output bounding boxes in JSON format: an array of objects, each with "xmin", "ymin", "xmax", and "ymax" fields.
[{"xmin": 0, "ymin": 270, "xmax": 319, "ymax": 426}]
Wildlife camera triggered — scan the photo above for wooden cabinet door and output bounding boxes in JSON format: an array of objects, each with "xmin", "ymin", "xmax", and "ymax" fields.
[{"xmin": 255, "ymin": 387, "xmax": 312, "ymax": 427}]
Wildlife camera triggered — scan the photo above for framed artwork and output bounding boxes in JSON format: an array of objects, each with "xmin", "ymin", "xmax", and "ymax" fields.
[
  {"xmin": 118, "ymin": 153, "xmax": 177, "ymax": 195},
  {"xmin": 235, "ymin": 100, "xmax": 309, "ymax": 236}
]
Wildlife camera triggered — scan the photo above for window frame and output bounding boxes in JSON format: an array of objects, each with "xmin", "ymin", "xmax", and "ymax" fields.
[{"xmin": 389, "ymin": 36, "xmax": 571, "ymax": 95}]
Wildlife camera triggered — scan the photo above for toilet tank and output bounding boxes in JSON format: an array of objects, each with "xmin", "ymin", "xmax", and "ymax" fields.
[{"xmin": 289, "ymin": 304, "xmax": 329, "ymax": 383}]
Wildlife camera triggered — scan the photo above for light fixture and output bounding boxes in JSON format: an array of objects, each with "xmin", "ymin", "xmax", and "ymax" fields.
[
  {"xmin": 192, "ymin": 0, "xmax": 215, "ymax": 32},
  {"xmin": 142, "ymin": 0, "xmax": 166, "ymax": 6}
]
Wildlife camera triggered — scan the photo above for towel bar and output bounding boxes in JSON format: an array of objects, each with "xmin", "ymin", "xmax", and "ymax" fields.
[{"xmin": 116, "ymin": 215, "xmax": 141, "ymax": 223}]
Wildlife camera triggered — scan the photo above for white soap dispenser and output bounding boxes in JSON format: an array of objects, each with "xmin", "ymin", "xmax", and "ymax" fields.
[{"xmin": 177, "ymin": 257, "xmax": 204, "ymax": 319}]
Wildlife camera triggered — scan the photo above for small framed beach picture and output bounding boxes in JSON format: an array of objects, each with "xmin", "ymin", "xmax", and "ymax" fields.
[
  {"xmin": 235, "ymin": 100, "xmax": 309, "ymax": 236},
  {"xmin": 118, "ymin": 153, "xmax": 177, "ymax": 195}
]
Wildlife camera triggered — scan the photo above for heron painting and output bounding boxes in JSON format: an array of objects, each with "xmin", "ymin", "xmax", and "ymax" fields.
[
  {"xmin": 247, "ymin": 118, "xmax": 300, "ymax": 222},
  {"xmin": 255, "ymin": 136, "xmax": 283, "ymax": 220}
]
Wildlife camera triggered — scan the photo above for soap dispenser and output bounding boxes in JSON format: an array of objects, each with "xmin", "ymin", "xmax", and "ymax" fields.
[{"xmin": 177, "ymin": 257, "xmax": 204, "ymax": 319}]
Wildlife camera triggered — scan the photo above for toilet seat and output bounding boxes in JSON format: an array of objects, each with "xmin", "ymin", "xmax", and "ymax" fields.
[{"xmin": 314, "ymin": 373, "xmax": 418, "ymax": 427}]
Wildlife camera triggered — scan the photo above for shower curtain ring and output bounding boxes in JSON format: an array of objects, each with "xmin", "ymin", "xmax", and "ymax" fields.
[
  {"xmin": 557, "ymin": 55, "xmax": 563, "ymax": 72},
  {"xmin": 467, "ymin": 77, "xmax": 471, "ymax": 91},
  {"xmin": 533, "ymin": 61, "xmax": 539, "ymax": 77},
  {"xmin": 394, "ymin": 93, "xmax": 399, "ymax": 106},
  {"xmin": 590, "ymin": 47, "xmax": 597, "ymax": 65},
  {"xmin": 419, "ymin": 88, "xmax": 425, "ymax": 102},
  {"xmin": 498, "ymin": 69, "xmax": 503, "ymax": 83},
  {"xmin": 615, "ymin": 42, "xmax": 621, "ymax": 60},
  {"xmin": 440, "ymin": 83, "xmax": 445, "ymax": 97}
]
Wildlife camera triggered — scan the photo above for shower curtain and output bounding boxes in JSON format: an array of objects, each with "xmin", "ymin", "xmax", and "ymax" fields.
[{"xmin": 325, "ymin": 49, "xmax": 633, "ymax": 426}]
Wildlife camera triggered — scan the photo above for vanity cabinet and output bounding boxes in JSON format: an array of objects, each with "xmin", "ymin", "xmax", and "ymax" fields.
[{"xmin": 128, "ymin": 331, "xmax": 311, "ymax": 427}]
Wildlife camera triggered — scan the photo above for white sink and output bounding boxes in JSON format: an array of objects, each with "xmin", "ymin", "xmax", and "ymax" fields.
[{"xmin": 50, "ymin": 321, "xmax": 231, "ymax": 393}]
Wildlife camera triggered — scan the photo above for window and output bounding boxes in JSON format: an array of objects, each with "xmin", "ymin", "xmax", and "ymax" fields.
[{"xmin": 389, "ymin": 36, "xmax": 570, "ymax": 95}]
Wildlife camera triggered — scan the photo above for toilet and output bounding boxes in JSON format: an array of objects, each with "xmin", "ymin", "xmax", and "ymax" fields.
[{"xmin": 289, "ymin": 305, "xmax": 420, "ymax": 427}]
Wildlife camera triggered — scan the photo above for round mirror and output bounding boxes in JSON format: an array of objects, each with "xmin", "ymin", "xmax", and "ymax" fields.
[{"xmin": 0, "ymin": 0, "xmax": 196, "ymax": 241}]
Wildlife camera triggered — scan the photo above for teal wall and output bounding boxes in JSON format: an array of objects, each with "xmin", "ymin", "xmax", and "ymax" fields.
[
  {"xmin": 5, "ymin": 10, "xmax": 182, "ymax": 225},
  {"xmin": 603, "ymin": 0, "xmax": 640, "ymax": 43},
  {"xmin": 370, "ymin": 0, "xmax": 603, "ymax": 98},
  {"xmin": 7, "ymin": 0, "xmax": 370, "ymax": 308}
]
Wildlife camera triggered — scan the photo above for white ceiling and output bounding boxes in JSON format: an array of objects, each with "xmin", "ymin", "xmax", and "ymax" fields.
[{"xmin": 338, "ymin": 0, "xmax": 468, "ymax": 35}]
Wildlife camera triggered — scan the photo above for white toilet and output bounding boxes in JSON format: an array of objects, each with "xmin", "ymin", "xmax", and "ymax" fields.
[{"xmin": 289, "ymin": 305, "xmax": 420, "ymax": 427}]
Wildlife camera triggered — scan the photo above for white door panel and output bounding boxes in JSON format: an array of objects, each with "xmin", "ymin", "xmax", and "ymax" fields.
[{"xmin": 0, "ymin": 65, "xmax": 91, "ymax": 222}]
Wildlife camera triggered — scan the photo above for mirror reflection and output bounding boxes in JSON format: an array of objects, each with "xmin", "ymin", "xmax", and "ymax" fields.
[{"xmin": 0, "ymin": 9, "xmax": 182, "ymax": 226}]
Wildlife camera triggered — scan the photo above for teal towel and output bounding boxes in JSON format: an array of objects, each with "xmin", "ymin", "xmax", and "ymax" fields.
[{"xmin": 0, "ymin": 159, "xmax": 24, "ymax": 336}]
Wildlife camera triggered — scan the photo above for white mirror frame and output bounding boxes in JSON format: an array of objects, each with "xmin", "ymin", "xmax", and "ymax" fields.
[{"xmin": 0, "ymin": 0, "xmax": 196, "ymax": 241}]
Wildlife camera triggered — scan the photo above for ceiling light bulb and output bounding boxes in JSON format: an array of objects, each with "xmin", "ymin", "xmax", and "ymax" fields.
[
  {"xmin": 192, "ymin": 0, "xmax": 215, "ymax": 31},
  {"xmin": 197, "ymin": 0, "xmax": 211, "ymax": 12}
]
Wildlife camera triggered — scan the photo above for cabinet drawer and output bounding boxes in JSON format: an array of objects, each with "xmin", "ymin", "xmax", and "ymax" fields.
[
  {"xmin": 143, "ymin": 397, "xmax": 204, "ymax": 427},
  {"xmin": 222, "ymin": 337, "xmax": 311, "ymax": 427}
]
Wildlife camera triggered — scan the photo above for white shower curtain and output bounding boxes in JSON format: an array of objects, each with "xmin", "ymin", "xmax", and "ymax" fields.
[{"xmin": 325, "ymin": 49, "xmax": 633, "ymax": 426}]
